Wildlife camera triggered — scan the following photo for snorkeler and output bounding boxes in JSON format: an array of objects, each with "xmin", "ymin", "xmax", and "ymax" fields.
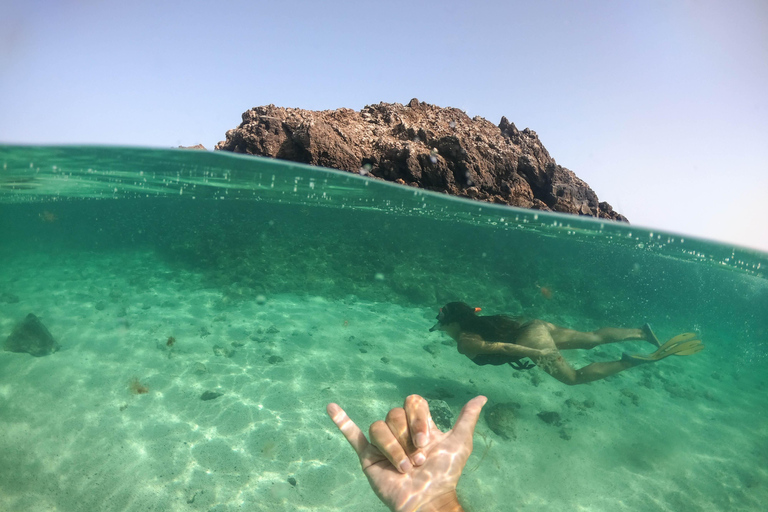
[
  {"xmin": 327, "ymin": 394, "xmax": 485, "ymax": 512},
  {"xmin": 430, "ymin": 302, "xmax": 704, "ymax": 386}
]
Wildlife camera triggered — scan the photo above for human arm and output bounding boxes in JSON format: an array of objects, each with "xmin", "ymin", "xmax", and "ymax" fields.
[
  {"xmin": 484, "ymin": 341, "xmax": 552, "ymax": 358},
  {"xmin": 459, "ymin": 333, "xmax": 551, "ymax": 358},
  {"xmin": 327, "ymin": 394, "xmax": 487, "ymax": 512}
]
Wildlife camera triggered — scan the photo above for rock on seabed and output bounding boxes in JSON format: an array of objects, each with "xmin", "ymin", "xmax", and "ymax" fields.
[{"xmin": 3, "ymin": 313, "xmax": 60, "ymax": 357}]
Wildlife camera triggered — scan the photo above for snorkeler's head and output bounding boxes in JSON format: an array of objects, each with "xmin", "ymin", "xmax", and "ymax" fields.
[{"xmin": 429, "ymin": 302, "xmax": 481, "ymax": 331}]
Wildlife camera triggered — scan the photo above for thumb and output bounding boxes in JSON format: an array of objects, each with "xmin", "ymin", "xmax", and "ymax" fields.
[{"xmin": 450, "ymin": 395, "xmax": 487, "ymax": 440}]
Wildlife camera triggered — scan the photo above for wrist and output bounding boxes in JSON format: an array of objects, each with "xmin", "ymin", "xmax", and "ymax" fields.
[{"xmin": 415, "ymin": 491, "xmax": 464, "ymax": 512}]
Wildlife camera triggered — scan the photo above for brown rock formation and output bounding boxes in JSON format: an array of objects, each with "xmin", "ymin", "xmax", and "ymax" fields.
[{"xmin": 215, "ymin": 99, "xmax": 627, "ymax": 221}]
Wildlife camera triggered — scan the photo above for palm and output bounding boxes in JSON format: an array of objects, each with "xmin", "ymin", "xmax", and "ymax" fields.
[
  {"xmin": 328, "ymin": 396, "xmax": 485, "ymax": 512},
  {"xmin": 361, "ymin": 429, "xmax": 471, "ymax": 512}
]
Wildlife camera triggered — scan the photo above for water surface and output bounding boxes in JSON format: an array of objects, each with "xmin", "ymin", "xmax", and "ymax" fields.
[{"xmin": 1, "ymin": 146, "xmax": 766, "ymax": 511}]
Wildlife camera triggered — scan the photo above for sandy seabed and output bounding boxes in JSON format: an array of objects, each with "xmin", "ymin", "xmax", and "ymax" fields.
[{"xmin": 1, "ymin": 250, "xmax": 766, "ymax": 512}]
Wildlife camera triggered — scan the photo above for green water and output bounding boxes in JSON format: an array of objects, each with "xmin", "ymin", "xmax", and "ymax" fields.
[{"xmin": 1, "ymin": 146, "xmax": 766, "ymax": 511}]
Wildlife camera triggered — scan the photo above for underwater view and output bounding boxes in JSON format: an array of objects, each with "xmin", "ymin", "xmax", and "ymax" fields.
[{"xmin": 1, "ymin": 145, "xmax": 767, "ymax": 512}]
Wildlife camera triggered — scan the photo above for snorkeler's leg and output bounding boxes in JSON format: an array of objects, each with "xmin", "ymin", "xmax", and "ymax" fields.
[
  {"xmin": 519, "ymin": 322, "xmax": 642, "ymax": 384},
  {"xmin": 532, "ymin": 352, "xmax": 635, "ymax": 386},
  {"xmin": 548, "ymin": 324, "xmax": 646, "ymax": 350},
  {"xmin": 570, "ymin": 360, "xmax": 636, "ymax": 384},
  {"xmin": 530, "ymin": 352, "xmax": 579, "ymax": 384}
]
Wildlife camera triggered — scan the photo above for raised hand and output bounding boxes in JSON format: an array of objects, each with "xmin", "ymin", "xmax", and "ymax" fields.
[{"xmin": 327, "ymin": 394, "xmax": 487, "ymax": 512}]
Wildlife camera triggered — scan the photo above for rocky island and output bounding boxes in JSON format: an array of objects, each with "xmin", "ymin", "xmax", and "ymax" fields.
[{"xmin": 215, "ymin": 99, "xmax": 627, "ymax": 222}]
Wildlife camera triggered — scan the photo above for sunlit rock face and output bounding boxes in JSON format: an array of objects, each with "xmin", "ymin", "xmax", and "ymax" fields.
[{"xmin": 216, "ymin": 99, "xmax": 627, "ymax": 222}]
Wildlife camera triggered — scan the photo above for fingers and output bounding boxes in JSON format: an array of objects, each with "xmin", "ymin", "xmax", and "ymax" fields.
[
  {"xmin": 328, "ymin": 395, "xmax": 474, "ymax": 475},
  {"xmin": 404, "ymin": 394, "xmax": 432, "ymax": 448},
  {"xmin": 327, "ymin": 403, "xmax": 369, "ymax": 457},
  {"xmin": 370, "ymin": 396, "xmax": 431, "ymax": 473},
  {"xmin": 450, "ymin": 395, "xmax": 487, "ymax": 440},
  {"xmin": 384, "ymin": 407, "xmax": 417, "ymax": 454},
  {"xmin": 369, "ymin": 418, "xmax": 414, "ymax": 473}
]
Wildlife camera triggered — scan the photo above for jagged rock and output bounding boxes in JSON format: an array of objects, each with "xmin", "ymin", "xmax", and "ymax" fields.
[
  {"xmin": 178, "ymin": 144, "xmax": 207, "ymax": 150},
  {"xmin": 3, "ymin": 313, "xmax": 60, "ymax": 357},
  {"xmin": 216, "ymin": 99, "xmax": 627, "ymax": 221}
]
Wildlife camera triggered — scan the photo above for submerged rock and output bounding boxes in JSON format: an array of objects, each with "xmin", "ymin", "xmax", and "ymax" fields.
[
  {"xmin": 537, "ymin": 411, "xmax": 562, "ymax": 426},
  {"xmin": 213, "ymin": 344, "xmax": 235, "ymax": 357},
  {"xmin": 424, "ymin": 398, "xmax": 454, "ymax": 432},
  {"xmin": 201, "ymin": 390, "xmax": 223, "ymax": 401},
  {"xmin": 484, "ymin": 402, "xmax": 520, "ymax": 440},
  {"xmin": 216, "ymin": 99, "xmax": 627, "ymax": 221},
  {"xmin": 620, "ymin": 388, "xmax": 641, "ymax": 406},
  {"xmin": 3, "ymin": 313, "xmax": 60, "ymax": 357}
]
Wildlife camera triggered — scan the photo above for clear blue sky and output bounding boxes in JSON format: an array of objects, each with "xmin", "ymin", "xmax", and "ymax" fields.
[{"xmin": 2, "ymin": 0, "xmax": 767, "ymax": 252}]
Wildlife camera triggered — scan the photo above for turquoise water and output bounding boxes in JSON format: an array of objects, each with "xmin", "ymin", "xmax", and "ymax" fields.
[{"xmin": 1, "ymin": 146, "xmax": 766, "ymax": 511}]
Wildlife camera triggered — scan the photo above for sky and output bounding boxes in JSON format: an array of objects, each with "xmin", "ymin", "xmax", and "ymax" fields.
[{"xmin": 1, "ymin": 0, "xmax": 767, "ymax": 253}]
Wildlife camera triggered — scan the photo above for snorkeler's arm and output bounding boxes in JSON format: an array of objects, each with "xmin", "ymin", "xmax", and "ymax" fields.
[
  {"xmin": 485, "ymin": 342, "xmax": 544, "ymax": 358},
  {"xmin": 460, "ymin": 333, "xmax": 543, "ymax": 358}
]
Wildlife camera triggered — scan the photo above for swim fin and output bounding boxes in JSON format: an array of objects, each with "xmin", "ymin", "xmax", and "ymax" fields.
[
  {"xmin": 642, "ymin": 323, "xmax": 661, "ymax": 347},
  {"xmin": 622, "ymin": 332, "xmax": 704, "ymax": 366}
]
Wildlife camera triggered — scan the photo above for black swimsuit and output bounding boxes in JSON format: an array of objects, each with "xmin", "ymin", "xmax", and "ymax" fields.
[
  {"xmin": 466, "ymin": 319, "xmax": 534, "ymax": 366},
  {"xmin": 460, "ymin": 317, "xmax": 532, "ymax": 366},
  {"xmin": 470, "ymin": 352, "xmax": 522, "ymax": 366}
]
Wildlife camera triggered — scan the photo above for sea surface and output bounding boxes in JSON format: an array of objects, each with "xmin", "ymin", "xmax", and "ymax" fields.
[{"xmin": 1, "ymin": 146, "xmax": 766, "ymax": 512}]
